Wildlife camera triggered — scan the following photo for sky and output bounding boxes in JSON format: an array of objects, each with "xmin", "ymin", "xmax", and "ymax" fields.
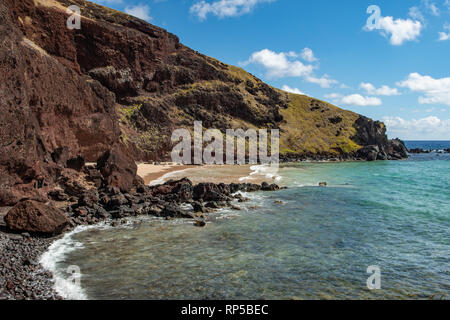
[{"xmin": 91, "ymin": 0, "xmax": 450, "ymax": 140}]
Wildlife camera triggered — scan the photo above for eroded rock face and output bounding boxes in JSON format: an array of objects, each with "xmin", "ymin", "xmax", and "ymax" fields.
[
  {"xmin": 0, "ymin": 0, "xmax": 120, "ymax": 206},
  {"xmin": 96, "ymin": 147, "xmax": 137, "ymax": 193},
  {"xmin": 353, "ymin": 116, "xmax": 407, "ymax": 161},
  {"xmin": 5, "ymin": 200, "xmax": 69, "ymax": 236}
]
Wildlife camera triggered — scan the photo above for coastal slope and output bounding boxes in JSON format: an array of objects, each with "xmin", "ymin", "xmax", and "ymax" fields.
[{"xmin": 0, "ymin": 0, "xmax": 407, "ymax": 206}]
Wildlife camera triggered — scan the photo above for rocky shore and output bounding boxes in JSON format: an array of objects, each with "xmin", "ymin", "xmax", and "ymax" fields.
[
  {"xmin": 408, "ymin": 148, "xmax": 450, "ymax": 154},
  {"xmin": 0, "ymin": 170, "xmax": 282, "ymax": 300},
  {"xmin": 0, "ymin": 229, "xmax": 61, "ymax": 300}
]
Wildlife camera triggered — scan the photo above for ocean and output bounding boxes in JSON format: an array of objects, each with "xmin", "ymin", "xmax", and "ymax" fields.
[{"xmin": 40, "ymin": 141, "xmax": 450, "ymax": 300}]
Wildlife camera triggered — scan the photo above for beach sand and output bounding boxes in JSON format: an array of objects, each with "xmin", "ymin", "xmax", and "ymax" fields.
[
  {"xmin": 137, "ymin": 163, "xmax": 281, "ymax": 186},
  {"xmin": 137, "ymin": 163, "xmax": 195, "ymax": 185}
]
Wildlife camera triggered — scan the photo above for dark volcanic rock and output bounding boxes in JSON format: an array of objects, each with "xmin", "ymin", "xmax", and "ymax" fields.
[
  {"xmin": 408, "ymin": 148, "xmax": 430, "ymax": 154},
  {"xmin": 261, "ymin": 182, "xmax": 280, "ymax": 191},
  {"xmin": 193, "ymin": 183, "xmax": 231, "ymax": 201},
  {"xmin": 150, "ymin": 178, "xmax": 193, "ymax": 202},
  {"xmin": 161, "ymin": 203, "xmax": 193, "ymax": 219},
  {"xmin": 386, "ymin": 138, "xmax": 408, "ymax": 160},
  {"xmin": 353, "ymin": 116, "xmax": 408, "ymax": 161},
  {"xmin": 357, "ymin": 145, "xmax": 380, "ymax": 161},
  {"xmin": 96, "ymin": 147, "xmax": 137, "ymax": 193},
  {"xmin": 5, "ymin": 200, "xmax": 69, "ymax": 236}
]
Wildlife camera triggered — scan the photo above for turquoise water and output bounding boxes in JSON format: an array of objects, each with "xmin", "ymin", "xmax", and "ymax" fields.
[{"xmin": 52, "ymin": 152, "xmax": 450, "ymax": 300}]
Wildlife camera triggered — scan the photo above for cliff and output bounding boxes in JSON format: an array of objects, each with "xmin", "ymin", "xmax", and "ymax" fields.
[{"xmin": 0, "ymin": 0, "xmax": 407, "ymax": 206}]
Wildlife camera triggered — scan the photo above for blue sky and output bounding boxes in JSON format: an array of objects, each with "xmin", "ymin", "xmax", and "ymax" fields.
[{"xmin": 92, "ymin": 0, "xmax": 450, "ymax": 140}]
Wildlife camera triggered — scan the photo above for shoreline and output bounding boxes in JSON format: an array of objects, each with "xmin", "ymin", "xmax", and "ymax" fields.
[
  {"xmin": 0, "ymin": 156, "xmax": 424, "ymax": 300},
  {"xmin": 137, "ymin": 163, "xmax": 195, "ymax": 185},
  {"xmin": 1, "ymin": 165, "xmax": 286, "ymax": 300}
]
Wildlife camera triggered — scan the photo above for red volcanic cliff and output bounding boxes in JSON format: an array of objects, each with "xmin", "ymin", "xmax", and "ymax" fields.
[{"xmin": 0, "ymin": 0, "xmax": 407, "ymax": 206}]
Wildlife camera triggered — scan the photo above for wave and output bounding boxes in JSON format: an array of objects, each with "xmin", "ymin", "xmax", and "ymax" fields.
[
  {"xmin": 238, "ymin": 164, "xmax": 283, "ymax": 183},
  {"xmin": 149, "ymin": 168, "xmax": 191, "ymax": 186},
  {"xmin": 39, "ymin": 222, "xmax": 113, "ymax": 300}
]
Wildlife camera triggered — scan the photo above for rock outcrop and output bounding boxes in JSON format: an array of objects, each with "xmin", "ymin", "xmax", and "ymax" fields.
[
  {"xmin": 5, "ymin": 200, "xmax": 69, "ymax": 236},
  {"xmin": 96, "ymin": 147, "xmax": 137, "ymax": 193},
  {"xmin": 353, "ymin": 116, "xmax": 408, "ymax": 161}
]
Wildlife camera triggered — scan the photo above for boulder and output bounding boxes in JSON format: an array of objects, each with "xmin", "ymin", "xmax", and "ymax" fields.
[
  {"xmin": 193, "ymin": 183, "xmax": 230, "ymax": 201},
  {"xmin": 5, "ymin": 200, "xmax": 69, "ymax": 236},
  {"xmin": 357, "ymin": 145, "xmax": 379, "ymax": 161},
  {"xmin": 150, "ymin": 178, "xmax": 193, "ymax": 202},
  {"xmin": 387, "ymin": 138, "xmax": 408, "ymax": 159},
  {"xmin": 193, "ymin": 220, "xmax": 206, "ymax": 227},
  {"xmin": 161, "ymin": 203, "xmax": 193, "ymax": 219},
  {"xmin": 261, "ymin": 182, "xmax": 280, "ymax": 191},
  {"xmin": 96, "ymin": 147, "xmax": 137, "ymax": 193}
]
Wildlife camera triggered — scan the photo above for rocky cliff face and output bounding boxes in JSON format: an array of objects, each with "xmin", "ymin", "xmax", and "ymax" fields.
[{"xmin": 0, "ymin": 0, "xmax": 407, "ymax": 206}]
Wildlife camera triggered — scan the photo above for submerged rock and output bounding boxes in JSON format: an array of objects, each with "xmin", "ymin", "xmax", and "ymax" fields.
[{"xmin": 193, "ymin": 220, "xmax": 206, "ymax": 227}]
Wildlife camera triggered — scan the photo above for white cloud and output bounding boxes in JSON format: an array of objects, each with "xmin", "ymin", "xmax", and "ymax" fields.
[
  {"xmin": 300, "ymin": 48, "xmax": 318, "ymax": 62},
  {"xmin": 423, "ymin": 0, "xmax": 440, "ymax": 16},
  {"xmin": 439, "ymin": 31, "xmax": 450, "ymax": 40},
  {"xmin": 125, "ymin": 5, "xmax": 152, "ymax": 21},
  {"xmin": 397, "ymin": 73, "xmax": 450, "ymax": 106},
  {"xmin": 359, "ymin": 82, "xmax": 400, "ymax": 96},
  {"xmin": 409, "ymin": 6, "xmax": 425, "ymax": 22},
  {"xmin": 242, "ymin": 49, "xmax": 314, "ymax": 78},
  {"xmin": 377, "ymin": 16, "xmax": 423, "ymax": 45},
  {"xmin": 325, "ymin": 93, "xmax": 382, "ymax": 107},
  {"xmin": 190, "ymin": 0, "xmax": 274, "ymax": 20},
  {"xmin": 438, "ymin": 23, "xmax": 450, "ymax": 40},
  {"xmin": 281, "ymin": 85, "xmax": 305, "ymax": 95},
  {"xmin": 305, "ymin": 75, "xmax": 338, "ymax": 88},
  {"xmin": 243, "ymin": 49, "xmax": 338, "ymax": 88},
  {"xmin": 383, "ymin": 116, "xmax": 450, "ymax": 139}
]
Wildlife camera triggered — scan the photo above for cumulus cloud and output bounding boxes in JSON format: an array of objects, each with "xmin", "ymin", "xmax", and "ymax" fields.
[
  {"xmin": 377, "ymin": 16, "xmax": 423, "ymax": 45},
  {"xmin": 439, "ymin": 31, "xmax": 450, "ymax": 40},
  {"xmin": 325, "ymin": 93, "xmax": 382, "ymax": 107},
  {"xmin": 359, "ymin": 82, "xmax": 400, "ymax": 96},
  {"xmin": 438, "ymin": 23, "xmax": 450, "ymax": 40},
  {"xmin": 190, "ymin": 0, "xmax": 275, "ymax": 20},
  {"xmin": 281, "ymin": 85, "xmax": 305, "ymax": 95},
  {"xmin": 397, "ymin": 73, "xmax": 450, "ymax": 106},
  {"xmin": 305, "ymin": 75, "xmax": 338, "ymax": 88},
  {"xmin": 125, "ymin": 4, "xmax": 152, "ymax": 21},
  {"xmin": 242, "ymin": 49, "xmax": 338, "ymax": 88},
  {"xmin": 242, "ymin": 49, "xmax": 314, "ymax": 78},
  {"xmin": 300, "ymin": 48, "xmax": 318, "ymax": 62},
  {"xmin": 383, "ymin": 116, "xmax": 450, "ymax": 139}
]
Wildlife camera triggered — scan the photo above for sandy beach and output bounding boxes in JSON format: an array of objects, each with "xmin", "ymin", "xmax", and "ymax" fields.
[{"xmin": 137, "ymin": 163, "xmax": 282, "ymax": 186}]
